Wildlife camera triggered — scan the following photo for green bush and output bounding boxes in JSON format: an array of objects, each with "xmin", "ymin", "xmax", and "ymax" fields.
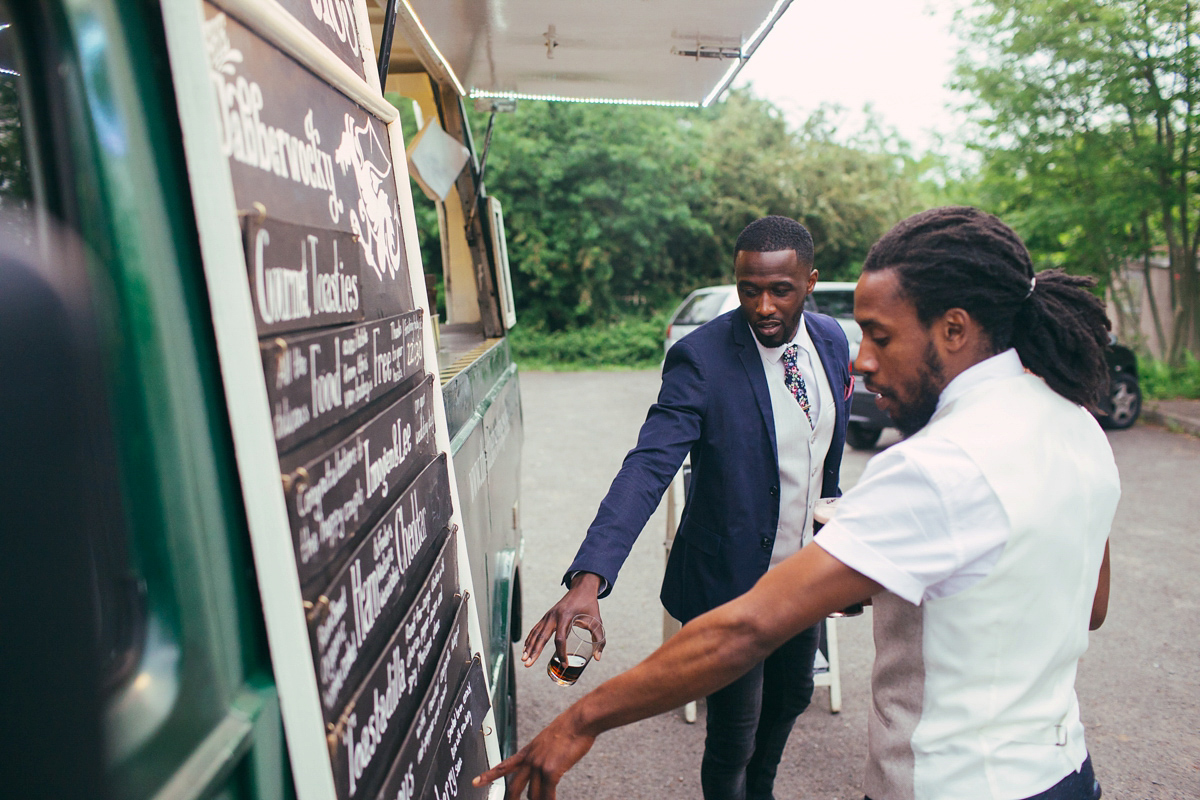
[
  {"xmin": 509, "ymin": 312, "xmax": 669, "ymax": 370},
  {"xmin": 1139, "ymin": 353, "xmax": 1200, "ymax": 400}
]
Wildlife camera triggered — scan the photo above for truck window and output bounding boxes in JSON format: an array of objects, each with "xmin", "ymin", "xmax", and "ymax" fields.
[
  {"xmin": 0, "ymin": 0, "xmax": 145, "ymax": 694},
  {"xmin": 0, "ymin": 6, "xmax": 32, "ymax": 223}
]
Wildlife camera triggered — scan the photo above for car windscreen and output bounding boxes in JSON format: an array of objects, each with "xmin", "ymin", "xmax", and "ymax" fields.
[
  {"xmin": 812, "ymin": 289, "xmax": 855, "ymax": 319},
  {"xmin": 673, "ymin": 291, "xmax": 730, "ymax": 325}
]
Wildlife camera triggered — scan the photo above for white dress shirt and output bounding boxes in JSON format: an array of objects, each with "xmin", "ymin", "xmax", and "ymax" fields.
[
  {"xmin": 753, "ymin": 314, "xmax": 835, "ymax": 567},
  {"xmin": 815, "ymin": 349, "xmax": 1023, "ymax": 603}
]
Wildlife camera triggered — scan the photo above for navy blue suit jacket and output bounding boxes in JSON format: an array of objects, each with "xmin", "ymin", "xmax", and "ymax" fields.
[{"xmin": 566, "ymin": 308, "xmax": 852, "ymax": 623}]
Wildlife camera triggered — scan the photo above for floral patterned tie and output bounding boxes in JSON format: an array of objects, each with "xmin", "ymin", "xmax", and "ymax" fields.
[{"xmin": 782, "ymin": 344, "xmax": 813, "ymax": 429}]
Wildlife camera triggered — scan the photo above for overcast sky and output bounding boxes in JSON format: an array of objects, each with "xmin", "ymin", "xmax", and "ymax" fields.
[{"xmin": 735, "ymin": 0, "xmax": 969, "ymax": 154}]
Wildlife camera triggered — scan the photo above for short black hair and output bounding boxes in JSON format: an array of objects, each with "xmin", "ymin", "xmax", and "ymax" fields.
[
  {"xmin": 735, "ymin": 216, "xmax": 814, "ymax": 267},
  {"xmin": 863, "ymin": 206, "xmax": 1111, "ymax": 410}
]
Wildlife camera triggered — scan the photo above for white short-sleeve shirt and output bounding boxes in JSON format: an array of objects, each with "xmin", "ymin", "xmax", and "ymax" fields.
[{"xmin": 814, "ymin": 350, "xmax": 1025, "ymax": 604}]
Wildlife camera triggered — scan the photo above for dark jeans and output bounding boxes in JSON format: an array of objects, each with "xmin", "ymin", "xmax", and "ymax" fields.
[
  {"xmin": 701, "ymin": 623, "xmax": 821, "ymax": 800},
  {"xmin": 864, "ymin": 754, "xmax": 1100, "ymax": 800}
]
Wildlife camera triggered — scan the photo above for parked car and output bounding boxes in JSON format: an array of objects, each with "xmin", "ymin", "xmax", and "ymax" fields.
[
  {"xmin": 1097, "ymin": 339, "xmax": 1142, "ymax": 429},
  {"xmin": 663, "ymin": 283, "xmax": 1143, "ymax": 447}
]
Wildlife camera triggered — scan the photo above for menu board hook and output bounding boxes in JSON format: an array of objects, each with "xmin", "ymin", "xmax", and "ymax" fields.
[
  {"xmin": 235, "ymin": 202, "xmax": 268, "ymax": 224},
  {"xmin": 282, "ymin": 466, "xmax": 310, "ymax": 494}
]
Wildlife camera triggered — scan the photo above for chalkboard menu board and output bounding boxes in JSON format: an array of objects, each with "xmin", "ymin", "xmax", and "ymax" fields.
[
  {"xmin": 169, "ymin": 3, "xmax": 498, "ymax": 797},
  {"xmin": 420, "ymin": 657, "xmax": 492, "ymax": 800},
  {"xmin": 274, "ymin": 0, "xmax": 368, "ymax": 79},
  {"xmin": 204, "ymin": 5, "xmax": 413, "ymax": 317}
]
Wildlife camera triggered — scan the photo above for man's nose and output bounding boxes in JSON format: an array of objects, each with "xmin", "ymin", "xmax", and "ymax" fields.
[
  {"xmin": 756, "ymin": 294, "xmax": 775, "ymax": 316},
  {"xmin": 854, "ymin": 348, "xmax": 876, "ymax": 375}
]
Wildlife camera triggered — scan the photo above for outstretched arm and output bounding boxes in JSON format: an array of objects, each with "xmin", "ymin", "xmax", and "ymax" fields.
[{"xmin": 476, "ymin": 544, "xmax": 881, "ymax": 799}]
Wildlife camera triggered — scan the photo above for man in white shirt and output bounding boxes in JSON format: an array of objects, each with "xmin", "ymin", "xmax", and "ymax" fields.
[{"xmin": 478, "ymin": 207, "xmax": 1117, "ymax": 800}]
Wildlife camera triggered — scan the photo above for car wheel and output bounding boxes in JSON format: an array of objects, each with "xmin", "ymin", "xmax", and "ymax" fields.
[
  {"xmin": 846, "ymin": 422, "xmax": 883, "ymax": 450},
  {"xmin": 1102, "ymin": 374, "xmax": 1141, "ymax": 430}
]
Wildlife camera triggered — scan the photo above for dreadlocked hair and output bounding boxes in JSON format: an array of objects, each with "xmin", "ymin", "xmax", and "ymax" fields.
[{"xmin": 862, "ymin": 206, "xmax": 1112, "ymax": 410}]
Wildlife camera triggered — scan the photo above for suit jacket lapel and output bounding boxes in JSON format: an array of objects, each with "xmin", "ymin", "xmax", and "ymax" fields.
[
  {"xmin": 805, "ymin": 314, "xmax": 846, "ymax": 430},
  {"xmin": 732, "ymin": 310, "xmax": 778, "ymax": 459}
]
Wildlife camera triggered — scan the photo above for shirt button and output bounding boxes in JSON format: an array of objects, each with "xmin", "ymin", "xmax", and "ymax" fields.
[
  {"xmin": 769, "ymin": 485, "xmax": 779, "ymax": 498},
  {"xmin": 760, "ymin": 537, "xmax": 772, "ymax": 550}
]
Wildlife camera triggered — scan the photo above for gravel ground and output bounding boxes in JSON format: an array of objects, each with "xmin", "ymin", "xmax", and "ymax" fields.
[{"xmin": 513, "ymin": 369, "xmax": 1200, "ymax": 799}]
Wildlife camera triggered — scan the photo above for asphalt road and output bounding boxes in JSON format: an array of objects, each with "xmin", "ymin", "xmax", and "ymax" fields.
[{"xmin": 513, "ymin": 369, "xmax": 1200, "ymax": 800}]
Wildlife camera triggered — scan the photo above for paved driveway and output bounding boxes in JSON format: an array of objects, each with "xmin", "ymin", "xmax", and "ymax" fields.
[{"xmin": 513, "ymin": 370, "xmax": 1200, "ymax": 799}]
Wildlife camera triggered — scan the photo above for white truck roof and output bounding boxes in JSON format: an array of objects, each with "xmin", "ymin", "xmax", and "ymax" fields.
[{"xmin": 371, "ymin": 0, "xmax": 793, "ymax": 106}]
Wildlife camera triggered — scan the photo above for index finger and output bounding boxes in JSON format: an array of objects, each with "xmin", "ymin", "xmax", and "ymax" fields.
[
  {"xmin": 473, "ymin": 752, "xmax": 523, "ymax": 790},
  {"xmin": 523, "ymin": 615, "xmax": 556, "ymax": 665}
]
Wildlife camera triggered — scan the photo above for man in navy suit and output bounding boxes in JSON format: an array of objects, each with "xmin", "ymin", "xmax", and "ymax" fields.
[{"xmin": 522, "ymin": 216, "xmax": 852, "ymax": 800}]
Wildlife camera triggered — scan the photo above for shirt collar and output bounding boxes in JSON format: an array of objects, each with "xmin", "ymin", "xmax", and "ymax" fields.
[
  {"xmin": 752, "ymin": 313, "xmax": 812, "ymax": 365},
  {"xmin": 936, "ymin": 348, "xmax": 1025, "ymax": 414}
]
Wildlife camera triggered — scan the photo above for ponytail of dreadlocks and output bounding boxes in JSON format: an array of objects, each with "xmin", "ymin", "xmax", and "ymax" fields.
[{"xmin": 862, "ymin": 206, "xmax": 1111, "ymax": 410}]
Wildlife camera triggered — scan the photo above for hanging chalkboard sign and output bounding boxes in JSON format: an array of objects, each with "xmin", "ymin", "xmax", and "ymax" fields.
[
  {"xmin": 171, "ymin": 5, "xmax": 499, "ymax": 799},
  {"xmin": 263, "ymin": 307, "xmax": 424, "ymax": 453},
  {"xmin": 326, "ymin": 565, "xmax": 466, "ymax": 800},
  {"xmin": 419, "ymin": 657, "xmax": 491, "ymax": 800},
  {"xmin": 203, "ymin": 5, "xmax": 414, "ymax": 317},
  {"xmin": 274, "ymin": 0, "xmax": 368, "ymax": 79},
  {"xmin": 370, "ymin": 595, "xmax": 474, "ymax": 800},
  {"xmin": 284, "ymin": 375, "xmax": 437, "ymax": 587},
  {"xmin": 311, "ymin": 455, "xmax": 454, "ymax": 720},
  {"xmin": 243, "ymin": 215, "xmax": 365, "ymax": 336}
]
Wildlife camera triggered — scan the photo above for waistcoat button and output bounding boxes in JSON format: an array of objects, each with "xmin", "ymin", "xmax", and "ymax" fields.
[{"xmin": 760, "ymin": 537, "xmax": 772, "ymax": 550}]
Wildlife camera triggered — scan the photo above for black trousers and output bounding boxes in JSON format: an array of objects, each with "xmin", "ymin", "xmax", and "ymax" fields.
[
  {"xmin": 700, "ymin": 623, "xmax": 822, "ymax": 800},
  {"xmin": 865, "ymin": 754, "xmax": 1100, "ymax": 800}
]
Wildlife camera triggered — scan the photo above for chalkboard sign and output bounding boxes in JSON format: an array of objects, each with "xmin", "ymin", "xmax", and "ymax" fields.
[
  {"xmin": 244, "ymin": 215, "xmax": 366, "ymax": 336},
  {"xmin": 174, "ymin": 5, "xmax": 498, "ymax": 798},
  {"xmin": 284, "ymin": 375, "xmax": 438, "ymax": 587},
  {"xmin": 203, "ymin": 5, "xmax": 414, "ymax": 316},
  {"xmin": 311, "ymin": 455, "xmax": 454, "ymax": 721},
  {"xmin": 274, "ymin": 0, "xmax": 368, "ymax": 79},
  {"xmin": 372, "ymin": 595, "xmax": 474, "ymax": 800},
  {"xmin": 419, "ymin": 657, "xmax": 491, "ymax": 800},
  {"xmin": 327, "ymin": 559, "xmax": 466, "ymax": 800},
  {"xmin": 263, "ymin": 307, "xmax": 424, "ymax": 453}
]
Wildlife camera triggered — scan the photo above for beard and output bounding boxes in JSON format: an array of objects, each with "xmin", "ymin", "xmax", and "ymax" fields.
[{"xmin": 881, "ymin": 341, "xmax": 945, "ymax": 437}]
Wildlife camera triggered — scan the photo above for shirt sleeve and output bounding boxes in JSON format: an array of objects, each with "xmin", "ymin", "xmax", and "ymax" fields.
[{"xmin": 814, "ymin": 436, "xmax": 1006, "ymax": 605}]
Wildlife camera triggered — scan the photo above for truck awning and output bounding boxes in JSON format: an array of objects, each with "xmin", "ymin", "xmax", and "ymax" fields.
[{"xmin": 370, "ymin": 0, "xmax": 793, "ymax": 107}]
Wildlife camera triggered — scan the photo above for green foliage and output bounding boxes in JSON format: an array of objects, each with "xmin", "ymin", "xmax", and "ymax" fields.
[
  {"xmin": 699, "ymin": 95, "xmax": 934, "ymax": 282},
  {"xmin": 1140, "ymin": 352, "xmax": 1200, "ymax": 399},
  {"xmin": 478, "ymin": 102, "xmax": 720, "ymax": 331},
  {"xmin": 507, "ymin": 312, "xmax": 669, "ymax": 371},
  {"xmin": 469, "ymin": 90, "xmax": 940, "ymax": 332},
  {"xmin": 956, "ymin": 0, "xmax": 1200, "ymax": 363}
]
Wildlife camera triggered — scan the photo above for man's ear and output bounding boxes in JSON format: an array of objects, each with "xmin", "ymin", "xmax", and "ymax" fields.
[
  {"xmin": 806, "ymin": 268, "xmax": 819, "ymax": 294},
  {"xmin": 939, "ymin": 308, "xmax": 971, "ymax": 353}
]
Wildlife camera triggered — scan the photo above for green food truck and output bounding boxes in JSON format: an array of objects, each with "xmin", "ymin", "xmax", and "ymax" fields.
[{"xmin": 0, "ymin": 2, "xmax": 790, "ymax": 799}]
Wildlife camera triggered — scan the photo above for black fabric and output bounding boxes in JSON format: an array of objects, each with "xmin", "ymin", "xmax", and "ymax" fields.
[
  {"xmin": 863, "ymin": 755, "xmax": 1099, "ymax": 800},
  {"xmin": 702, "ymin": 624, "xmax": 822, "ymax": 800}
]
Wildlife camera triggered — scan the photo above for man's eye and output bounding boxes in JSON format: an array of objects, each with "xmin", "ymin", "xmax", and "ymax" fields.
[{"xmin": 872, "ymin": 337, "xmax": 889, "ymax": 347}]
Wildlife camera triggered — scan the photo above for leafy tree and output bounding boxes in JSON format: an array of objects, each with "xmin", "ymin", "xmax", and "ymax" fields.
[
  {"xmin": 392, "ymin": 90, "xmax": 944, "ymax": 332},
  {"xmin": 480, "ymin": 102, "xmax": 720, "ymax": 330},
  {"xmin": 956, "ymin": 0, "xmax": 1200, "ymax": 363},
  {"xmin": 700, "ymin": 93, "xmax": 932, "ymax": 281}
]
